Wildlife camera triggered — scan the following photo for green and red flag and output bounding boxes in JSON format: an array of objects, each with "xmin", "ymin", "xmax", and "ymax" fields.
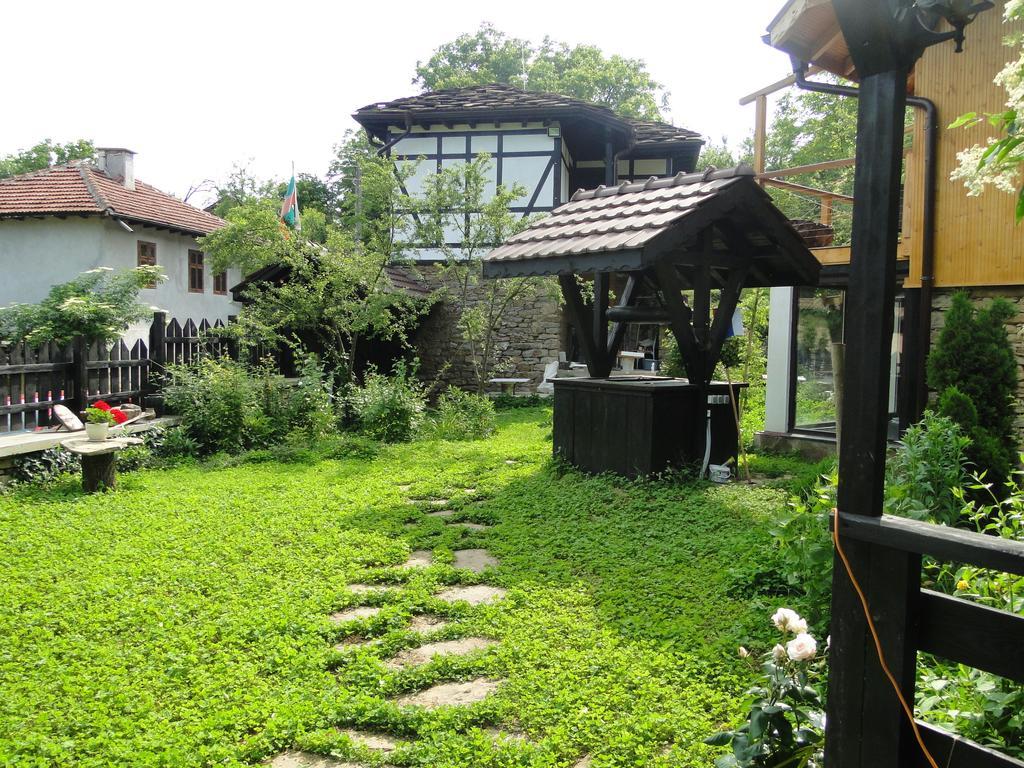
[{"xmin": 280, "ymin": 171, "xmax": 301, "ymax": 230}]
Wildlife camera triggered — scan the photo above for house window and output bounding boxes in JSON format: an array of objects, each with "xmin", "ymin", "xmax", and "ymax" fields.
[
  {"xmin": 137, "ymin": 241, "xmax": 157, "ymax": 287},
  {"xmin": 188, "ymin": 250, "xmax": 204, "ymax": 293},
  {"xmin": 213, "ymin": 271, "xmax": 227, "ymax": 295}
]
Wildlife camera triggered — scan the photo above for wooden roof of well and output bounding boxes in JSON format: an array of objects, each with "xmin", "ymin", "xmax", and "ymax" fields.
[
  {"xmin": 354, "ymin": 84, "xmax": 702, "ymax": 151},
  {"xmin": 483, "ymin": 165, "xmax": 821, "ymax": 286},
  {"xmin": 0, "ymin": 163, "xmax": 225, "ymax": 236}
]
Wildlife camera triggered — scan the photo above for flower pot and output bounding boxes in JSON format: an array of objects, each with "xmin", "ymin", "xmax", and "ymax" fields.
[{"xmin": 85, "ymin": 422, "xmax": 109, "ymax": 442}]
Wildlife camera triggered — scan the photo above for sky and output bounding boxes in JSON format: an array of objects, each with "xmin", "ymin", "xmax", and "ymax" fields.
[{"xmin": 4, "ymin": 0, "xmax": 793, "ymax": 206}]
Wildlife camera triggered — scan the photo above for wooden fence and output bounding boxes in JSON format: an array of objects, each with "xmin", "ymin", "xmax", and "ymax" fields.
[{"xmin": 0, "ymin": 312, "xmax": 245, "ymax": 433}]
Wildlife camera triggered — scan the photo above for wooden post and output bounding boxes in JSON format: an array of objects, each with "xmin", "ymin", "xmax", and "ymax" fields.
[
  {"xmin": 754, "ymin": 94, "xmax": 767, "ymax": 185},
  {"xmin": 558, "ymin": 274, "xmax": 602, "ymax": 377},
  {"xmin": 81, "ymin": 453, "xmax": 117, "ymax": 493},
  {"xmin": 592, "ymin": 272, "xmax": 610, "ymax": 376},
  {"xmin": 71, "ymin": 336, "xmax": 88, "ymax": 415},
  {"xmin": 146, "ymin": 311, "xmax": 167, "ymax": 394},
  {"xmin": 826, "ymin": 67, "xmax": 919, "ymax": 768}
]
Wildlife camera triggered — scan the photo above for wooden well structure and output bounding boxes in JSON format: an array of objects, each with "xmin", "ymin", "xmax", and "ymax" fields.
[{"xmin": 484, "ymin": 165, "xmax": 821, "ymax": 476}]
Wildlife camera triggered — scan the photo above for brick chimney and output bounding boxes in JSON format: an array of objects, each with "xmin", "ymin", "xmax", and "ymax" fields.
[{"xmin": 95, "ymin": 147, "xmax": 136, "ymax": 191}]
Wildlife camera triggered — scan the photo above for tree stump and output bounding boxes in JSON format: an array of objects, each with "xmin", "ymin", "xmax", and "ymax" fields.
[{"xmin": 81, "ymin": 452, "xmax": 117, "ymax": 493}]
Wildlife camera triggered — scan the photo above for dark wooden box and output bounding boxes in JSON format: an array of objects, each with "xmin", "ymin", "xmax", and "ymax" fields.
[{"xmin": 552, "ymin": 376, "xmax": 746, "ymax": 478}]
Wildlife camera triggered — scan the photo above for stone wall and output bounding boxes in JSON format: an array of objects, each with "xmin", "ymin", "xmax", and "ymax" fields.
[
  {"xmin": 929, "ymin": 287, "xmax": 1024, "ymax": 440},
  {"xmin": 411, "ymin": 265, "xmax": 564, "ymax": 394}
]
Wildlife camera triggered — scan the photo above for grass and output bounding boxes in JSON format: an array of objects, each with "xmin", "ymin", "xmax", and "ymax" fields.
[{"xmin": 0, "ymin": 408, "xmax": 808, "ymax": 767}]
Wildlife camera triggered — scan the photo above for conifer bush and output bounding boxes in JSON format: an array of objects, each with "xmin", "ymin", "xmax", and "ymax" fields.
[{"xmin": 927, "ymin": 292, "xmax": 1019, "ymax": 489}]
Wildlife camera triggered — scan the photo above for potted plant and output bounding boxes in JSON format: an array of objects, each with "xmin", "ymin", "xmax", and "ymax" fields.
[{"xmin": 84, "ymin": 401, "xmax": 116, "ymax": 441}]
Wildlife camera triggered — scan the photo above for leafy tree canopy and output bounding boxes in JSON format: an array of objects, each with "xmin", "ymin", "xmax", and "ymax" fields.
[
  {"xmin": 0, "ymin": 139, "xmax": 94, "ymax": 179},
  {"xmin": 414, "ymin": 23, "xmax": 668, "ymax": 121},
  {"xmin": 0, "ymin": 266, "xmax": 164, "ymax": 346}
]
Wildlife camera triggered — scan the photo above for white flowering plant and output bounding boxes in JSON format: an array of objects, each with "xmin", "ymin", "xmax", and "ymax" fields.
[
  {"xmin": 706, "ymin": 609, "xmax": 826, "ymax": 768},
  {"xmin": 950, "ymin": 1, "xmax": 1024, "ymax": 219}
]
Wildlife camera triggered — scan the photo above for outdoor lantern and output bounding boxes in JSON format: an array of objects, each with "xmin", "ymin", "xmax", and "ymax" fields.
[{"xmin": 913, "ymin": 0, "xmax": 995, "ymax": 51}]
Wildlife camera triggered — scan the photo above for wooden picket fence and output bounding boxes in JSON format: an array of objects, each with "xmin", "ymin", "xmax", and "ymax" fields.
[{"xmin": 0, "ymin": 312, "xmax": 256, "ymax": 434}]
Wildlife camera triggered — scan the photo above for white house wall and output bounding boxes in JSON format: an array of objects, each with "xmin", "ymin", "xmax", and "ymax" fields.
[
  {"xmin": 0, "ymin": 217, "xmax": 241, "ymax": 343},
  {"xmin": 390, "ymin": 123, "xmax": 561, "ymax": 260}
]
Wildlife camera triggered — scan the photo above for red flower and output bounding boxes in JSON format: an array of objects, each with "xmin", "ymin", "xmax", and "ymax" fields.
[
  {"xmin": 92, "ymin": 400, "xmax": 111, "ymax": 411},
  {"xmin": 109, "ymin": 408, "xmax": 128, "ymax": 425}
]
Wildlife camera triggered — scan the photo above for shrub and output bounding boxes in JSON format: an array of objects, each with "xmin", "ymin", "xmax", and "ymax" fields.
[
  {"xmin": 928, "ymin": 292, "xmax": 1018, "ymax": 489},
  {"xmin": 155, "ymin": 426, "xmax": 200, "ymax": 459},
  {"xmin": 10, "ymin": 447, "xmax": 79, "ymax": 485},
  {"xmin": 425, "ymin": 387, "xmax": 497, "ymax": 441},
  {"xmin": 885, "ymin": 412, "xmax": 971, "ymax": 525},
  {"xmin": 492, "ymin": 392, "xmax": 547, "ymax": 410},
  {"xmin": 346, "ymin": 363, "xmax": 425, "ymax": 443},
  {"xmin": 163, "ymin": 358, "xmax": 259, "ymax": 453}
]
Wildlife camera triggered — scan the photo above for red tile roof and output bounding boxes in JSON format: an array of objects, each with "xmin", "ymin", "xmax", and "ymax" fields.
[{"xmin": 0, "ymin": 163, "xmax": 225, "ymax": 236}]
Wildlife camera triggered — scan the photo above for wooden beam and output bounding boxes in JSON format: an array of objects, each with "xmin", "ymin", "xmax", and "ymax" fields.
[
  {"xmin": 762, "ymin": 177, "xmax": 855, "ymax": 203},
  {"xmin": 754, "ymin": 95, "xmax": 767, "ymax": 181},
  {"xmin": 706, "ymin": 265, "xmax": 750, "ymax": 375},
  {"xmin": 738, "ymin": 65, "xmax": 824, "ymax": 105},
  {"xmin": 654, "ymin": 260, "xmax": 702, "ymax": 384},
  {"xmin": 607, "ymin": 274, "xmax": 639, "ymax": 359},
  {"xmin": 558, "ymin": 274, "xmax": 602, "ymax": 378},
  {"xmin": 592, "ymin": 272, "xmax": 611, "ymax": 376},
  {"xmin": 759, "ymin": 157, "xmax": 857, "ymax": 178}
]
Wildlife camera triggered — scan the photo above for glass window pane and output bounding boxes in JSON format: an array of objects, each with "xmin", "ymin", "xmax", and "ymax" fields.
[{"xmin": 794, "ymin": 287, "xmax": 845, "ymax": 431}]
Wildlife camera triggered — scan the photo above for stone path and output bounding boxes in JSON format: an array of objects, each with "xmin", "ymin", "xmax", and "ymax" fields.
[
  {"xmin": 338, "ymin": 729, "xmax": 401, "ymax": 752},
  {"xmin": 268, "ymin": 752, "xmax": 362, "ymax": 768},
  {"xmin": 453, "ymin": 549, "xmax": 499, "ymax": 572},
  {"xmin": 409, "ymin": 614, "xmax": 449, "ymax": 634},
  {"xmin": 436, "ymin": 584, "xmax": 507, "ymax": 606},
  {"xmin": 449, "ymin": 522, "xmax": 490, "ymax": 531},
  {"xmin": 573, "ymin": 757, "xmax": 592, "ymax": 768},
  {"xmin": 386, "ymin": 637, "xmax": 498, "ymax": 669},
  {"xmin": 329, "ymin": 606, "xmax": 382, "ymax": 624},
  {"xmin": 395, "ymin": 678, "xmax": 501, "ymax": 709},
  {"xmin": 426, "ymin": 509, "xmax": 456, "ymax": 519},
  {"xmin": 346, "ymin": 584, "xmax": 382, "ymax": 595},
  {"xmin": 397, "ymin": 550, "xmax": 432, "ymax": 569}
]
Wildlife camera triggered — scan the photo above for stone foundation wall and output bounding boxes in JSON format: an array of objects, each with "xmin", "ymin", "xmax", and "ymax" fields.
[
  {"xmin": 412, "ymin": 265, "xmax": 564, "ymax": 393},
  {"xmin": 929, "ymin": 287, "xmax": 1024, "ymax": 440}
]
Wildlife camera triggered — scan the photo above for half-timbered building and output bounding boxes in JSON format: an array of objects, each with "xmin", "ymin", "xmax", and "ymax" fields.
[{"xmin": 352, "ymin": 84, "xmax": 705, "ymax": 389}]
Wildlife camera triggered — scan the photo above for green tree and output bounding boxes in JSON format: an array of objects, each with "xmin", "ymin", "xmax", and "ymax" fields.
[
  {"xmin": 416, "ymin": 154, "xmax": 551, "ymax": 393},
  {"xmin": 0, "ymin": 266, "xmax": 164, "ymax": 346},
  {"xmin": 202, "ymin": 153, "xmax": 426, "ymax": 383},
  {"xmin": 0, "ymin": 139, "xmax": 94, "ymax": 178},
  {"xmin": 928, "ymin": 292, "xmax": 1019, "ymax": 489},
  {"xmin": 414, "ymin": 23, "xmax": 668, "ymax": 120},
  {"xmin": 696, "ymin": 137, "xmax": 753, "ymax": 171},
  {"xmin": 210, "ymin": 162, "xmax": 280, "ymax": 218}
]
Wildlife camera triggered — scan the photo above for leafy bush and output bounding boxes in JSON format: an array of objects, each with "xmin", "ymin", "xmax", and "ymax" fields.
[
  {"xmin": 424, "ymin": 387, "xmax": 497, "ymax": 441},
  {"xmin": 492, "ymin": 392, "xmax": 547, "ymax": 410},
  {"xmin": 707, "ymin": 608, "xmax": 825, "ymax": 768},
  {"xmin": 9, "ymin": 446, "xmax": 79, "ymax": 485},
  {"xmin": 346, "ymin": 363, "xmax": 425, "ymax": 443},
  {"xmin": 154, "ymin": 425, "xmax": 200, "ymax": 459},
  {"xmin": 885, "ymin": 412, "xmax": 971, "ymax": 525},
  {"xmin": 928, "ymin": 292, "xmax": 1018, "ymax": 489}
]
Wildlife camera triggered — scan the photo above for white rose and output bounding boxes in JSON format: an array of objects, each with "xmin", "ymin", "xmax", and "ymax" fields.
[
  {"xmin": 771, "ymin": 608, "xmax": 808, "ymax": 634},
  {"xmin": 787, "ymin": 633, "xmax": 818, "ymax": 662},
  {"xmin": 738, "ymin": 646, "xmax": 750, "ymax": 659},
  {"xmin": 772, "ymin": 644, "xmax": 787, "ymax": 663}
]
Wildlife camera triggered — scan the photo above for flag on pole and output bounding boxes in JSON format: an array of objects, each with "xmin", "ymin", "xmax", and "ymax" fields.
[{"xmin": 280, "ymin": 167, "xmax": 301, "ymax": 230}]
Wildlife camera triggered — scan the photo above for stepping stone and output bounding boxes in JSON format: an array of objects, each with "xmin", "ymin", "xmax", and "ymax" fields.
[
  {"xmin": 436, "ymin": 585, "xmax": 507, "ymax": 606},
  {"xmin": 485, "ymin": 727, "xmax": 529, "ymax": 743},
  {"xmin": 426, "ymin": 509, "xmax": 457, "ymax": 519},
  {"xmin": 449, "ymin": 522, "xmax": 490, "ymax": 531},
  {"xmin": 573, "ymin": 757, "xmax": 592, "ymax": 768},
  {"xmin": 429, "ymin": 499, "xmax": 450, "ymax": 507},
  {"xmin": 453, "ymin": 549, "xmax": 499, "ymax": 572},
  {"xmin": 397, "ymin": 484, "xmax": 413, "ymax": 492},
  {"xmin": 386, "ymin": 637, "xmax": 498, "ymax": 669},
  {"xmin": 330, "ymin": 606, "xmax": 382, "ymax": 624},
  {"xmin": 395, "ymin": 678, "xmax": 501, "ymax": 709},
  {"xmin": 333, "ymin": 635, "xmax": 379, "ymax": 651},
  {"xmin": 346, "ymin": 584, "xmax": 383, "ymax": 595},
  {"xmin": 267, "ymin": 752, "xmax": 361, "ymax": 768},
  {"xmin": 463, "ymin": 488, "xmax": 477, "ymax": 494},
  {"xmin": 409, "ymin": 614, "xmax": 449, "ymax": 634},
  {"xmin": 338, "ymin": 729, "xmax": 401, "ymax": 752},
  {"xmin": 396, "ymin": 550, "xmax": 432, "ymax": 569}
]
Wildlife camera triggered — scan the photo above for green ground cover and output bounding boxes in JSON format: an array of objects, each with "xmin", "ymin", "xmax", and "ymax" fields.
[{"xmin": 0, "ymin": 408, "xmax": 808, "ymax": 767}]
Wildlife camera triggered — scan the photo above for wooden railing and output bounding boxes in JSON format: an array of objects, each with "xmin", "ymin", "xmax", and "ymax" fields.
[
  {"xmin": 832, "ymin": 512, "xmax": 1024, "ymax": 768},
  {"xmin": 0, "ymin": 313, "xmax": 242, "ymax": 433}
]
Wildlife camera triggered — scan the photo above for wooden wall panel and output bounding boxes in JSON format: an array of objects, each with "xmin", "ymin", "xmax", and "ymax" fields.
[{"xmin": 909, "ymin": 1, "xmax": 1024, "ymax": 288}]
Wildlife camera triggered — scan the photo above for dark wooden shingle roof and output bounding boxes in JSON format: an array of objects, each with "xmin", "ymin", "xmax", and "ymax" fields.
[
  {"xmin": 354, "ymin": 84, "xmax": 701, "ymax": 150},
  {"xmin": 483, "ymin": 165, "xmax": 821, "ymax": 287}
]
